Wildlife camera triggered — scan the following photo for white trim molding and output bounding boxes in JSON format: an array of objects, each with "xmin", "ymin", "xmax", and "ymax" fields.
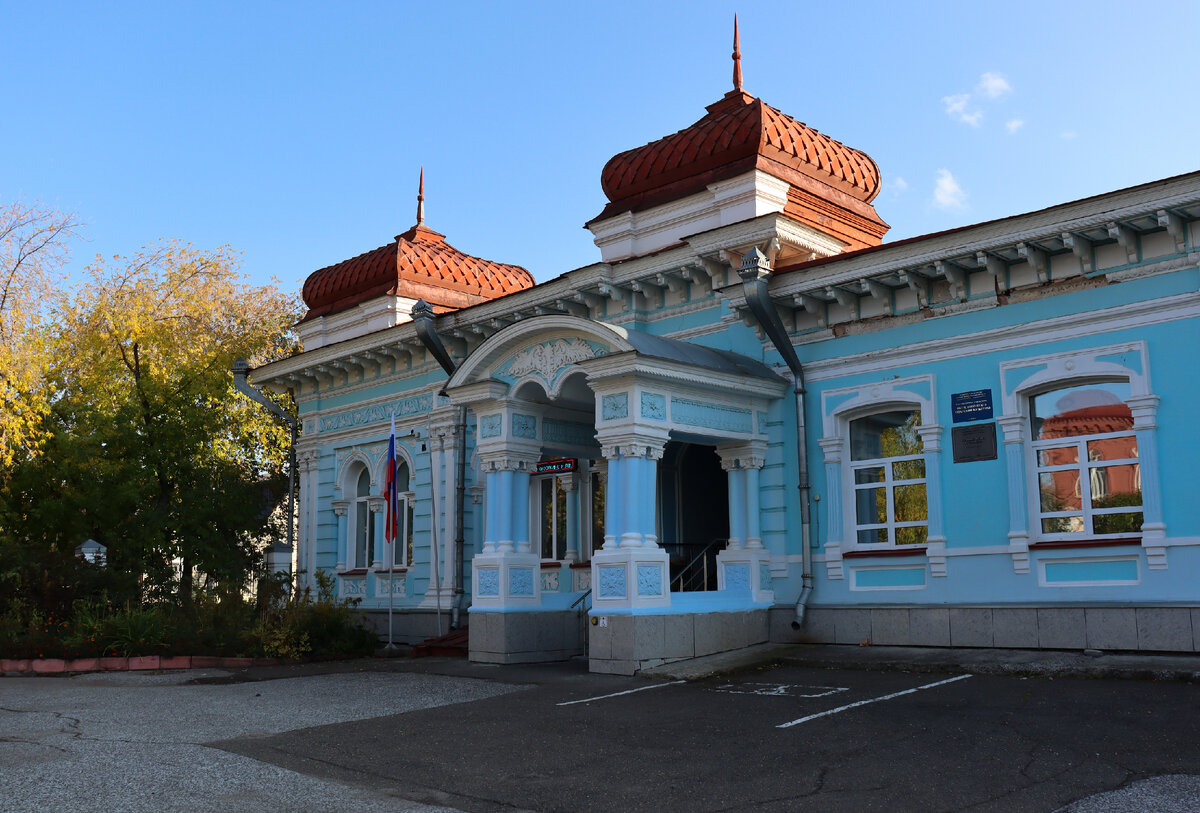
[
  {"xmin": 997, "ymin": 341, "xmax": 1167, "ymax": 571},
  {"xmin": 818, "ymin": 375, "xmax": 945, "ymax": 579}
]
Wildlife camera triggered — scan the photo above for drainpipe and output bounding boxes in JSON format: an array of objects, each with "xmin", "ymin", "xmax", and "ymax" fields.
[
  {"xmin": 736, "ymin": 247, "xmax": 814, "ymax": 630},
  {"xmin": 410, "ymin": 300, "xmax": 469, "ymax": 628},
  {"xmin": 232, "ymin": 359, "xmax": 298, "ymax": 580}
]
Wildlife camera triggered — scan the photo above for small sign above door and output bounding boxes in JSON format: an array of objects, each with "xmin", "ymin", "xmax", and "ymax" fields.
[{"xmin": 535, "ymin": 458, "xmax": 577, "ymax": 474}]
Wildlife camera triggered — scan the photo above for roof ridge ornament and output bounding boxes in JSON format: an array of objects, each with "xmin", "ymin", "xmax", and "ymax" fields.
[
  {"xmin": 732, "ymin": 14, "xmax": 743, "ymax": 92},
  {"xmin": 416, "ymin": 166, "xmax": 425, "ymax": 226}
]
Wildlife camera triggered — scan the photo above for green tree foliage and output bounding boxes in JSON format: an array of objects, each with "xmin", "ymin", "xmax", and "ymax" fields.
[{"xmin": 0, "ymin": 241, "xmax": 301, "ymax": 608}]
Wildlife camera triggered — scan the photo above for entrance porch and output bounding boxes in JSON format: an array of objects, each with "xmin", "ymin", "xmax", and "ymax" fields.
[{"xmin": 444, "ymin": 316, "xmax": 788, "ymax": 672}]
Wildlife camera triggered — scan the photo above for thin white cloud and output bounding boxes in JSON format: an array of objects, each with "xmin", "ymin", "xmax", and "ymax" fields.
[
  {"xmin": 889, "ymin": 176, "xmax": 909, "ymax": 195},
  {"xmin": 942, "ymin": 93, "xmax": 983, "ymax": 127},
  {"xmin": 1060, "ymin": 130, "xmax": 1078, "ymax": 140},
  {"xmin": 933, "ymin": 169, "xmax": 967, "ymax": 210},
  {"xmin": 1005, "ymin": 118, "xmax": 1024, "ymax": 134},
  {"xmin": 977, "ymin": 72, "xmax": 1012, "ymax": 98}
]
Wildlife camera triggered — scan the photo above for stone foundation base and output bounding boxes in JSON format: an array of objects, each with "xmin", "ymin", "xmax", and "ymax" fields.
[
  {"xmin": 360, "ymin": 609, "xmax": 460, "ymax": 645},
  {"xmin": 469, "ymin": 610, "xmax": 587, "ymax": 664},
  {"xmin": 770, "ymin": 605, "xmax": 1200, "ymax": 652},
  {"xmin": 589, "ymin": 609, "xmax": 768, "ymax": 675}
]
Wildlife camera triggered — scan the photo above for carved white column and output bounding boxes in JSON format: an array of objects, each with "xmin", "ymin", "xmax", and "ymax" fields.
[
  {"xmin": 715, "ymin": 442, "xmax": 772, "ymax": 603},
  {"xmin": 562, "ymin": 473, "xmax": 580, "ymax": 563},
  {"xmin": 998, "ymin": 415, "xmax": 1031, "ymax": 574},
  {"xmin": 915, "ymin": 424, "xmax": 947, "ymax": 578},
  {"xmin": 332, "ymin": 500, "xmax": 350, "ymax": 572},
  {"xmin": 296, "ymin": 448, "xmax": 319, "ymax": 587},
  {"xmin": 1128, "ymin": 394, "xmax": 1166, "ymax": 569},
  {"xmin": 818, "ymin": 436, "xmax": 845, "ymax": 580},
  {"xmin": 367, "ymin": 497, "xmax": 386, "ymax": 570}
]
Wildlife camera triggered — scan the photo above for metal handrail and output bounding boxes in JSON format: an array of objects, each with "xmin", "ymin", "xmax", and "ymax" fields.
[
  {"xmin": 570, "ymin": 589, "xmax": 592, "ymax": 609},
  {"xmin": 671, "ymin": 539, "xmax": 725, "ymax": 592}
]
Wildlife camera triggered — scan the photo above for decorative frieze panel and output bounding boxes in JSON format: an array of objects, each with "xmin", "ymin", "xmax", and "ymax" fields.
[
  {"xmin": 597, "ymin": 565, "xmax": 627, "ymax": 598},
  {"xmin": 512, "ymin": 413, "xmax": 538, "ymax": 439},
  {"xmin": 671, "ymin": 397, "xmax": 753, "ymax": 433},
  {"xmin": 509, "ymin": 568, "xmax": 535, "ymax": 597},
  {"xmin": 477, "ymin": 568, "xmax": 500, "ymax": 597},
  {"xmin": 641, "ymin": 392, "xmax": 666, "ymax": 421},
  {"xmin": 601, "ymin": 393, "xmax": 629, "ymax": 420},
  {"xmin": 542, "ymin": 419, "xmax": 597, "ymax": 449},
  {"xmin": 319, "ymin": 394, "xmax": 433, "ymax": 433},
  {"xmin": 636, "ymin": 565, "xmax": 663, "ymax": 597},
  {"xmin": 480, "ymin": 414, "xmax": 502, "ymax": 438},
  {"xmin": 496, "ymin": 338, "xmax": 609, "ymax": 390},
  {"xmin": 375, "ymin": 572, "xmax": 406, "ymax": 596}
]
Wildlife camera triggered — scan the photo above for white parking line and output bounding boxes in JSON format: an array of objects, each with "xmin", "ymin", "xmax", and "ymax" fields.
[
  {"xmin": 776, "ymin": 674, "xmax": 972, "ymax": 728},
  {"xmin": 557, "ymin": 680, "xmax": 685, "ymax": 706}
]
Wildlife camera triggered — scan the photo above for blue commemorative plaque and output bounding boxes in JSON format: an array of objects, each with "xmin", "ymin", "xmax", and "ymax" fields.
[{"xmin": 951, "ymin": 389, "xmax": 993, "ymax": 423}]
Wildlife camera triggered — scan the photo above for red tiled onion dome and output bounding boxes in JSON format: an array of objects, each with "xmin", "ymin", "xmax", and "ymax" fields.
[
  {"xmin": 301, "ymin": 224, "xmax": 534, "ymax": 320},
  {"xmin": 594, "ymin": 91, "xmax": 882, "ymax": 222}
]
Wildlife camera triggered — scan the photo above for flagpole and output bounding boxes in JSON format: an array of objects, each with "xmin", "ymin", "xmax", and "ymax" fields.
[{"xmin": 385, "ymin": 413, "xmax": 398, "ymax": 653}]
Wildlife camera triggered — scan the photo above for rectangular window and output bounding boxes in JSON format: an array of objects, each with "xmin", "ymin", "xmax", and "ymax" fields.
[
  {"xmin": 537, "ymin": 475, "xmax": 569, "ymax": 560},
  {"xmin": 390, "ymin": 494, "xmax": 415, "ymax": 568}
]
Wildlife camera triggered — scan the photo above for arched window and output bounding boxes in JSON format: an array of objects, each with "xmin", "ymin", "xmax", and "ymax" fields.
[
  {"xmin": 849, "ymin": 409, "xmax": 928, "ymax": 547},
  {"xmin": 389, "ymin": 460, "xmax": 415, "ymax": 568},
  {"xmin": 352, "ymin": 467, "xmax": 374, "ymax": 568}
]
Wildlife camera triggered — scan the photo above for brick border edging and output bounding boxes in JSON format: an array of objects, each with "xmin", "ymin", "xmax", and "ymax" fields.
[{"xmin": 0, "ymin": 655, "xmax": 283, "ymax": 675}]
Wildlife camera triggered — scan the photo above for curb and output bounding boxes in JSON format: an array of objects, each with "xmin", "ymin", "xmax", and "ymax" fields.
[{"xmin": 0, "ymin": 655, "xmax": 284, "ymax": 676}]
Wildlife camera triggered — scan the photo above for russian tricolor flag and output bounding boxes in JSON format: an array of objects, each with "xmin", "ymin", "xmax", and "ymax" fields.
[{"xmin": 384, "ymin": 413, "xmax": 398, "ymax": 558}]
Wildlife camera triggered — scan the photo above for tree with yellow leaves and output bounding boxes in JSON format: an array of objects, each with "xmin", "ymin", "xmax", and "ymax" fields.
[
  {"xmin": 0, "ymin": 200, "xmax": 82, "ymax": 465},
  {"xmin": 1, "ymin": 241, "xmax": 301, "ymax": 604}
]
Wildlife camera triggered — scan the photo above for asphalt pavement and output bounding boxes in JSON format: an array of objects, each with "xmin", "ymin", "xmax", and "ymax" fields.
[{"xmin": 4, "ymin": 644, "xmax": 1200, "ymax": 812}]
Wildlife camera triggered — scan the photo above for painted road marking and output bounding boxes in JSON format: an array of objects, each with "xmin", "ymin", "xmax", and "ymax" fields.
[
  {"xmin": 709, "ymin": 683, "xmax": 850, "ymax": 698},
  {"xmin": 557, "ymin": 680, "xmax": 686, "ymax": 706},
  {"xmin": 777, "ymin": 674, "xmax": 973, "ymax": 728}
]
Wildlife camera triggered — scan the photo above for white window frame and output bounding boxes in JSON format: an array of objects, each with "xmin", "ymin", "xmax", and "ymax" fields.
[
  {"xmin": 351, "ymin": 466, "xmax": 376, "ymax": 570},
  {"xmin": 382, "ymin": 453, "xmax": 416, "ymax": 570},
  {"xmin": 819, "ymin": 375, "xmax": 945, "ymax": 580},
  {"xmin": 998, "ymin": 341, "xmax": 1166, "ymax": 572},
  {"xmin": 1028, "ymin": 390, "xmax": 1141, "ymax": 540},
  {"xmin": 847, "ymin": 413, "xmax": 929, "ymax": 548},
  {"xmin": 531, "ymin": 471, "xmax": 571, "ymax": 562}
]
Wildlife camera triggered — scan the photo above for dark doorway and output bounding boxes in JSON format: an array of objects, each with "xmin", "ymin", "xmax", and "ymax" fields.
[{"xmin": 660, "ymin": 441, "xmax": 729, "ymax": 591}]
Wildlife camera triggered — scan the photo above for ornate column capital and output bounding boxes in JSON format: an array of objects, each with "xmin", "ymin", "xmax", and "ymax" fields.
[
  {"xmin": 296, "ymin": 447, "xmax": 320, "ymax": 472},
  {"xmin": 597, "ymin": 428, "xmax": 670, "ymax": 461},
  {"xmin": 996, "ymin": 414, "xmax": 1027, "ymax": 444},
  {"xmin": 1126, "ymin": 394, "xmax": 1160, "ymax": 430},
  {"xmin": 331, "ymin": 499, "xmax": 350, "ymax": 517},
  {"xmin": 915, "ymin": 423, "xmax": 943, "ymax": 454},
  {"xmin": 716, "ymin": 440, "xmax": 768, "ymax": 471},
  {"xmin": 367, "ymin": 497, "xmax": 386, "ymax": 513},
  {"xmin": 478, "ymin": 450, "xmax": 540, "ymax": 473},
  {"xmin": 817, "ymin": 436, "xmax": 844, "ymax": 463}
]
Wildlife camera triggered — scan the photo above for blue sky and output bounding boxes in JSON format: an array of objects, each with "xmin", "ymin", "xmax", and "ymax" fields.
[{"xmin": 4, "ymin": 1, "xmax": 1198, "ymax": 294}]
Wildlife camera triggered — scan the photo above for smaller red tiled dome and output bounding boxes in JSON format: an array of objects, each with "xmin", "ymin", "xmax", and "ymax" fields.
[{"xmin": 301, "ymin": 222, "xmax": 534, "ymax": 321}]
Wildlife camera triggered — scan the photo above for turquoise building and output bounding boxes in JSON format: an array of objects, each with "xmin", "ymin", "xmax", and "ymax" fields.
[{"xmin": 252, "ymin": 47, "xmax": 1200, "ymax": 674}]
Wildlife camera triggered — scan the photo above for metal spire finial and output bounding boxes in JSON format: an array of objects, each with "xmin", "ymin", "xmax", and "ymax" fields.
[
  {"xmin": 732, "ymin": 14, "xmax": 743, "ymax": 92},
  {"xmin": 416, "ymin": 166, "xmax": 425, "ymax": 226}
]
